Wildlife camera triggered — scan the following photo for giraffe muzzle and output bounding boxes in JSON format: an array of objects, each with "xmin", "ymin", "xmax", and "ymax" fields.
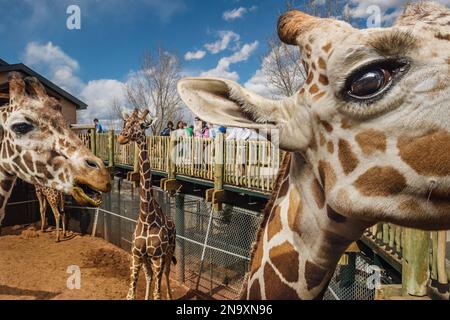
[{"xmin": 72, "ymin": 178, "xmax": 107, "ymax": 207}]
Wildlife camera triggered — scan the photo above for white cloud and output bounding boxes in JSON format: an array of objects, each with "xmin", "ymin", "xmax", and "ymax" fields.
[
  {"xmin": 78, "ymin": 79, "xmax": 127, "ymax": 124},
  {"xmin": 222, "ymin": 6, "xmax": 257, "ymax": 21},
  {"xmin": 23, "ymin": 41, "xmax": 83, "ymax": 94},
  {"xmin": 184, "ymin": 50, "xmax": 206, "ymax": 61},
  {"xmin": 204, "ymin": 30, "xmax": 240, "ymax": 54},
  {"xmin": 201, "ymin": 41, "xmax": 259, "ymax": 81},
  {"xmin": 22, "ymin": 41, "xmax": 128, "ymax": 127}
]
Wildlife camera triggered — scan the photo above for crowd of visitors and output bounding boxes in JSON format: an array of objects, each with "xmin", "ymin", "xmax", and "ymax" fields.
[{"xmin": 159, "ymin": 117, "xmax": 262, "ymax": 141}]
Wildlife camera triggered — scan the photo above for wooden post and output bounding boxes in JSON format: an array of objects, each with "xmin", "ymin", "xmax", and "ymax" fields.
[
  {"xmin": 168, "ymin": 131, "xmax": 177, "ymax": 179},
  {"xmin": 436, "ymin": 231, "xmax": 448, "ymax": 291},
  {"xmin": 90, "ymin": 129, "xmax": 97, "ymax": 156},
  {"xmin": 402, "ymin": 228, "xmax": 430, "ymax": 297},
  {"xmin": 214, "ymin": 133, "xmax": 224, "ymax": 190},
  {"xmin": 108, "ymin": 130, "xmax": 115, "ymax": 167}
]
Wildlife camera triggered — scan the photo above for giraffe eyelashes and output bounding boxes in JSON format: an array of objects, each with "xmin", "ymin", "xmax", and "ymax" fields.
[
  {"xmin": 11, "ymin": 122, "xmax": 34, "ymax": 135},
  {"xmin": 343, "ymin": 58, "xmax": 410, "ymax": 103}
]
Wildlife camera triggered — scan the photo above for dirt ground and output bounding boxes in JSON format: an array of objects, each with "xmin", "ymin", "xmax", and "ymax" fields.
[{"xmin": 0, "ymin": 225, "xmax": 192, "ymax": 300}]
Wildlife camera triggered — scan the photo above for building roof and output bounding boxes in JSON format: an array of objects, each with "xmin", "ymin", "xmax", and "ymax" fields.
[{"xmin": 0, "ymin": 59, "xmax": 87, "ymax": 110}]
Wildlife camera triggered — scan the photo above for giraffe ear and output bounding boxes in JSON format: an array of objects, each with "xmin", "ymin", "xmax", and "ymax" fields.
[
  {"xmin": 24, "ymin": 77, "xmax": 47, "ymax": 100},
  {"xmin": 122, "ymin": 111, "xmax": 130, "ymax": 121},
  {"xmin": 178, "ymin": 77, "xmax": 312, "ymax": 151}
]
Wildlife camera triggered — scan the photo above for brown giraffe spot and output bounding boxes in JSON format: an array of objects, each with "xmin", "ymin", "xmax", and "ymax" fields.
[
  {"xmin": 287, "ymin": 187, "xmax": 302, "ymax": 233},
  {"xmin": 318, "ymin": 74, "xmax": 329, "ymax": 85},
  {"xmin": 338, "ymin": 139, "xmax": 359, "ymax": 174},
  {"xmin": 309, "ymin": 84, "xmax": 319, "ymax": 94},
  {"xmin": 327, "ymin": 141, "xmax": 334, "ymax": 154},
  {"xmin": 250, "ymin": 240, "xmax": 264, "ymax": 277},
  {"xmin": 299, "ymin": 88, "xmax": 305, "ymax": 95},
  {"xmin": 320, "ymin": 120, "xmax": 333, "ymax": 133},
  {"xmin": 310, "ymin": 133, "xmax": 318, "ymax": 151},
  {"xmin": 318, "ymin": 160, "xmax": 336, "ymax": 193},
  {"xmin": 322, "ymin": 42, "xmax": 332, "ymax": 53},
  {"xmin": 319, "ymin": 133, "xmax": 326, "ymax": 146},
  {"xmin": 354, "ymin": 166, "xmax": 407, "ymax": 196},
  {"xmin": 311, "ymin": 62, "xmax": 316, "ymax": 70},
  {"xmin": 313, "ymin": 92, "xmax": 326, "ymax": 101},
  {"xmin": 278, "ymin": 177, "xmax": 290, "ymax": 198},
  {"xmin": 267, "ymin": 206, "xmax": 282, "ymax": 241},
  {"xmin": 305, "ymin": 260, "xmax": 328, "ymax": 291},
  {"xmin": 435, "ymin": 32, "xmax": 450, "ymax": 41},
  {"xmin": 269, "ymin": 241, "xmax": 299, "ymax": 283},
  {"xmin": 398, "ymin": 130, "xmax": 450, "ymax": 176},
  {"xmin": 0, "ymin": 195, "xmax": 5, "ymax": 208},
  {"xmin": 318, "ymin": 57, "xmax": 327, "ymax": 69},
  {"xmin": 311, "ymin": 179, "xmax": 325, "ymax": 209},
  {"xmin": 326, "ymin": 205, "xmax": 347, "ymax": 223},
  {"xmin": 248, "ymin": 279, "xmax": 262, "ymax": 300},
  {"xmin": 0, "ymin": 179, "xmax": 12, "ymax": 192},
  {"xmin": 306, "ymin": 72, "xmax": 314, "ymax": 85},
  {"xmin": 341, "ymin": 118, "xmax": 352, "ymax": 129},
  {"xmin": 355, "ymin": 129, "xmax": 387, "ymax": 155},
  {"xmin": 264, "ymin": 263, "xmax": 299, "ymax": 300},
  {"xmin": 23, "ymin": 152, "xmax": 34, "ymax": 171}
]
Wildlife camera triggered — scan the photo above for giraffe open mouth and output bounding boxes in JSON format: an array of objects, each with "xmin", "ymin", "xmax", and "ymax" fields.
[{"xmin": 72, "ymin": 183, "xmax": 103, "ymax": 207}]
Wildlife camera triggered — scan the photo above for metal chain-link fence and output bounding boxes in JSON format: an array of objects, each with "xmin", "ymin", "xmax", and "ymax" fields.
[{"xmin": 64, "ymin": 177, "xmax": 392, "ymax": 300}]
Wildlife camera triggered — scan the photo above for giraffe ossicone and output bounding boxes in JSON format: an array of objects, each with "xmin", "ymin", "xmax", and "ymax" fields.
[
  {"xmin": 178, "ymin": 1, "xmax": 450, "ymax": 299},
  {"xmin": 118, "ymin": 108, "xmax": 176, "ymax": 300},
  {"xmin": 0, "ymin": 72, "xmax": 111, "ymax": 227}
]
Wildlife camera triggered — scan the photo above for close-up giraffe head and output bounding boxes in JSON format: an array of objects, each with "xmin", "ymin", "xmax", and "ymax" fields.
[
  {"xmin": 1, "ymin": 72, "xmax": 111, "ymax": 206},
  {"xmin": 118, "ymin": 108, "xmax": 156, "ymax": 145},
  {"xmin": 178, "ymin": 1, "xmax": 450, "ymax": 230}
]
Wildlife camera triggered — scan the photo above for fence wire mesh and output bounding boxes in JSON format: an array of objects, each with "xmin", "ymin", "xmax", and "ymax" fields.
[{"xmin": 65, "ymin": 177, "xmax": 391, "ymax": 300}]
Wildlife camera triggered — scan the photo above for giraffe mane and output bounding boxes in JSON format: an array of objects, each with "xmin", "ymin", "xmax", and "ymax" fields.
[{"xmin": 239, "ymin": 152, "xmax": 292, "ymax": 298}]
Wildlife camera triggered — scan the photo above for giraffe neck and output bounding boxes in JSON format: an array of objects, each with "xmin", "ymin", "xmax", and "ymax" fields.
[
  {"xmin": 137, "ymin": 138, "xmax": 154, "ymax": 217},
  {"xmin": 245, "ymin": 152, "xmax": 371, "ymax": 300}
]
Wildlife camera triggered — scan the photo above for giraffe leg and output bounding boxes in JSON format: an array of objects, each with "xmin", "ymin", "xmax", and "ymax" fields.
[
  {"xmin": 127, "ymin": 254, "xmax": 143, "ymax": 300},
  {"xmin": 151, "ymin": 256, "xmax": 165, "ymax": 300},
  {"xmin": 36, "ymin": 191, "xmax": 46, "ymax": 232},
  {"xmin": 164, "ymin": 254, "xmax": 173, "ymax": 300},
  {"xmin": 143, "ymin": 258, "xmax": 153, "ymax": 300},
  {"xmin": 60, "ymin": 195, "xmax": 66, "ymax": 237},
  {"xmin": 49, "ymin": 203, "xmax": 61, "ymax": 242}
]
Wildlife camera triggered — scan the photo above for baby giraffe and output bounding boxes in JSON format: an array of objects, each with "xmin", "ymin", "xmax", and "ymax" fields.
[
  {"xmin": 35, "ymin": 185, "xmax": 66, "ymax": 242},
  {"xmin": 118, "ymin": 109, "xmax": 176, "ymax": 300}
]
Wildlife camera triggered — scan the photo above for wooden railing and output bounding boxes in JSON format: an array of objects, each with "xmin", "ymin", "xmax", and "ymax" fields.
[
  {"xmin": 79, "ymin": 131, "xmax": 282, "ymax": 193},
  {"xmin": 364, "ymin": 223, "xmax": 449, "ymax": 298}
]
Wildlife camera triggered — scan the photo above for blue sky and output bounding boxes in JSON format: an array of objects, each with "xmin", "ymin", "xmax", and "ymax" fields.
[{"xmin": 0, "ymin": 0, "xmax": 448, "ymax": 125}]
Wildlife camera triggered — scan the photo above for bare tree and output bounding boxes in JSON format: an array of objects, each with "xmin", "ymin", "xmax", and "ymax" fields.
[
  {"xmin": 126, "ymin": 47, "xmax": 183, "ymax": 135},
  {"xmin": 260, "ymin": 35, "xmax": 306, "ymax": 97}
]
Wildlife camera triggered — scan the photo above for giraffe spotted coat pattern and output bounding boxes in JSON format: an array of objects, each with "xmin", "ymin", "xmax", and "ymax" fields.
[
  {"xmin": 0, "ymin": 72, "xmax": 111, "ymax": 230},
  {"xmin": 178, "ymin": 1, "xmax": 450, "ymax": 299},
  {"xmin": 35, "ymin": 185, "xmax": 66, "ymax": 242}
]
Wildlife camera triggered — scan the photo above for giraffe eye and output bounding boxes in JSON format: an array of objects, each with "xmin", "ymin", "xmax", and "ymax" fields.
[
  {"xmin": 348, "ymin": 69, "xmax": 391, "ymax": 98},
  {"xmin": 11, "ymin": 122, "xmax": 34, "ymax": 135},
  {"xmin": 344, "ymin": 59, "xmax": 409, "ymax": 101}
]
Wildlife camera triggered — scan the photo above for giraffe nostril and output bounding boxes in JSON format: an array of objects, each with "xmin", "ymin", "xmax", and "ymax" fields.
[{"xmin": 85, "ymin": 159, "xmax": 99, "ymax": 169}]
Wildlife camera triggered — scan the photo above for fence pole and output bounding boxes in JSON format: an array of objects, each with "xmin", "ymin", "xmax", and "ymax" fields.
[
  {"xmin": 90, "ymin": 129, "xmax": 97, "ymax": 156},
  {"xmin": 402, "ymin": 228, "xmax": 430, "ymax": 297},
  {"xmin": 168, "ymin": 131, "xmax": 177, "ymax": 179},
  {"xmin": 108, "ymin": 130, "xmax": 115, "ymax": 167},
  {"xmin": 175, "ymin": 194, "xmax": 185, "ymax": 283},
  {"xmin": 214, "ymin": 133, "xmax": 224, "ymax": 190}
]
